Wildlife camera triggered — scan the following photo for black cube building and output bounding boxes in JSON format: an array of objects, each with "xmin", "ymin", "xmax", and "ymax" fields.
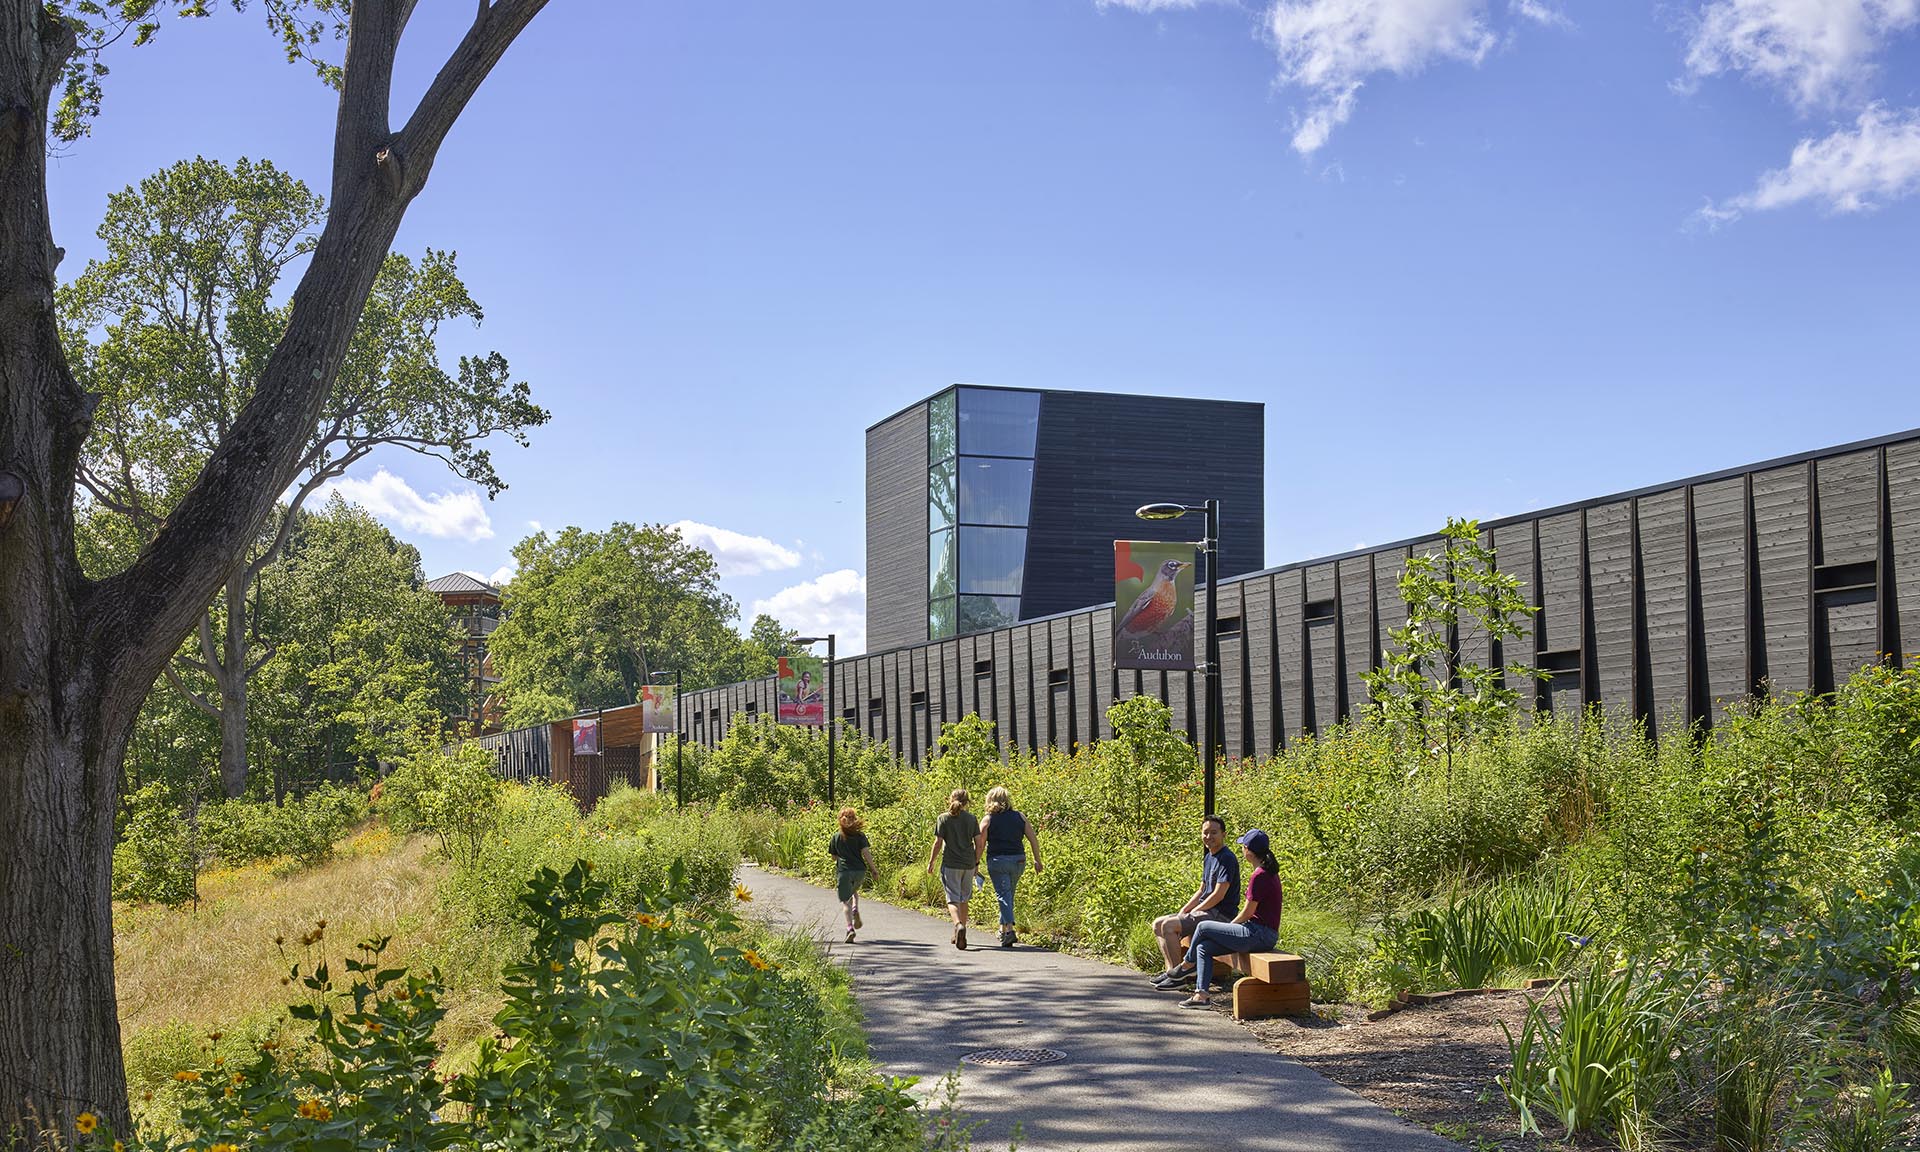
[{"xmin": 866, "ymin": 385, "xmax": 1265, "ymax": 653}]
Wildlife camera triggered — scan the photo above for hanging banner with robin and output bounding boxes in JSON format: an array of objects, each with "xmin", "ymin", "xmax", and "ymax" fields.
[
  {"xmin": 639, "ymin": 685, "xmax": 677, "ymax": 734},
  {"xmin": 776, "ymin": 654, "xmax": 826, "ymax": 726},
  {"xmin": 571, "ymin": 716, "xmax": 602, "ymax": 755},
  {"xmin": 1113, "ymin": 541, "xmax": 1197, "ymax": 671}
]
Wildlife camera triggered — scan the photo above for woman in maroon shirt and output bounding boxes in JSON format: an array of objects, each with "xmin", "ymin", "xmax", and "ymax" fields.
[{"xmin": 1175, "ymin": 828, "xmax": 1283, "ymax": 1008}]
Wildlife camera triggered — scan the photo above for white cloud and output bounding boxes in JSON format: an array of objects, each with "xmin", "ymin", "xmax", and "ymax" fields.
[
  {"xmin": 1510, "ymin": 0, "xmax": 1569, "ymax": 28},
  {"xmin": 1699, "ymin": 104, "xmax": 1920, "ymax": 224},
  {"xmin": 1683, "ymin": 0, "xmax": 1918, "ymax": 111},
  {"xmin": 488, "ymin": 562, "xmax": 518, "ymax": 586},
  {"xmin": 1107, "ymin": 0, "xmax": 1568, "ymax": 154},
  {"xmin": 1268, "ymin": 0, "xmax": 1498, "ymax": 153},
  {"xmin": 318, "ymin": 468, "xmax": 493, "ymax": 541},
  {"xmin": 752, "ymin": 570, "xmax": 868, "ymax": 656},
  {"xmin": 669, "ymin": 520, "xmax": 803, "ymax": 578},
  {"xmin": 527, "ymin": 519, "xmax": 542, "ymax": 532}
]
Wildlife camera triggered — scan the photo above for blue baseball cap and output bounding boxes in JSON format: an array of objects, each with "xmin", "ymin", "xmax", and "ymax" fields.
[{"xmin": 1237, "ymin": 828, "xmax": 1269, "ymax": 855}]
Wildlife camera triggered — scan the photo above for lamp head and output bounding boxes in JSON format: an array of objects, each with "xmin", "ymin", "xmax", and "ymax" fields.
[{"xmin": 1134, "ymin": 502, "xmax": 1189, "ymax": 521}]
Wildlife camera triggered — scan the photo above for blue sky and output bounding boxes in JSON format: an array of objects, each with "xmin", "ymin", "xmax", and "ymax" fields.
[{"xmin": 48, "ymin": 0, "xmax": 1920, "ymax": 653}]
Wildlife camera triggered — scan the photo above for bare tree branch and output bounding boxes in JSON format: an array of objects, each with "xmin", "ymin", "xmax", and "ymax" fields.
[
  {"xmin": 163, "ymin": 666, "xmax": 220, "ymax": 719},
  {"xmin": 395, "ymin": 0, "xmax": 550, "ymax": 196},
  {"xmin": 196, "ymin": 611, "xmax": 225, "ymax": 686}
]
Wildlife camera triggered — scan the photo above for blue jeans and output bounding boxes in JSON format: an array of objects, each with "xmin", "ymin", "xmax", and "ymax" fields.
[
  {"xmin": 1186, "ymin": 920, "xmax": 1278, "ymax": 990},
  {"xmin": 986, "ymin": 855, "xmax": 1026, "ymax": 927}
]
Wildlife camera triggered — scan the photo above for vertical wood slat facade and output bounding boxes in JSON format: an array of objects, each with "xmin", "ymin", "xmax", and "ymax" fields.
[{"xmin": 666, "ymin": 428, "xmax": 1920, "ymax": 768}]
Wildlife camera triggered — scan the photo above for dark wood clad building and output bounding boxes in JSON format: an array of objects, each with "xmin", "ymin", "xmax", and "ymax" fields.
[
  {"xmin": 684, "ymin": 425, "xmax": 1920, "ymax": 766},
  {"xmin": 866, "ymin": 385, "xmax": 1265, "ymax": 653}
]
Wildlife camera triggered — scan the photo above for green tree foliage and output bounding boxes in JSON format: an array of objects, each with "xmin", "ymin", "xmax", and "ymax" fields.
[
  {"xmin": 741, "ymin": 613, "xmax": 797, "ymax": 680},
  {"xmin": 1097, "ymin": 696, "xmax": 1198, "ymax": 837},
  {"xmin": 62, "ymin": 156, "xmax": 547, "ymax": 795},
  {"xmin": 379, "ymin": 743, "xmax": 503, "ymax": 868},
  {"xmin": 251, "ymin": 497, "xmax": 468, "ymax": 782},
  {"xmin": 488, "ymin": 523, "xmax": 776, "ymax": 716},
  {"xmin": 1361, "ymin": 517, "xmax": 1544, "ymax": 783},
  {"xmin": 113, "ymin": 497, "xmax": 466, "ymax": 803}
]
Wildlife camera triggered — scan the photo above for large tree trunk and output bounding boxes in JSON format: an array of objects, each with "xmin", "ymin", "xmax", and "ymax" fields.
[
  {"xmin": 0, "ymin": 5, "xmax": 134, "ymax": 1138},
  {"xmin": 1, "ymin": 0, "xmax": 548, "ymax": 1135},
  {"xmin": 218, "ymin": 578, "xmax": 251, "ymax": 797}
]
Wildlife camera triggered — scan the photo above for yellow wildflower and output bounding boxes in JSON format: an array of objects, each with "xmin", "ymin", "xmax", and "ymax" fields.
[
  {"xmin": 75, "ymin": 1113, "xmax": 98, "ymax": 1135},
  {"xmin": 212, "ymin": 1144, "xmax": 239, "ymax": 1152},
  {"xmin": 114, "ymin": 1142, "xmax": 125, "ymax": 1152},
  {"xmin": 734, "ymin": 883, "xmax": 753, "ymax": 902},
  {"xmin": 549, "ymin": 961, "xmax": 564, "ymax": 973},
  {"xmin": 174, "ymin": 1070, "xmax": 201, "ymax": 1083},
  {"xmin": 296, "ymin": 1098, "xmax": 333, "ymax": 1122}
]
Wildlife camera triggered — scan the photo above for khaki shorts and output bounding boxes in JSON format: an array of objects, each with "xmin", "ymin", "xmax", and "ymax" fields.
[
  {"xmin": 1174, "ymin": 907, "xmax": 1229, "ymax": 936},
  {"xmin": 941, "ymin": 866, "xmax": 978, "ymax": 905}
]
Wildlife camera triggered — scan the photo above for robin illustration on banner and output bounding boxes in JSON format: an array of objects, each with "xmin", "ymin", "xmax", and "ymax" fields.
[{"xmin": 1114, "ymin": 542, "xmax": 1196, "ymax": 671}]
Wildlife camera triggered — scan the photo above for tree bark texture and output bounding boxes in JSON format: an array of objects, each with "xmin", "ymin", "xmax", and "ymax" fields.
[
  {"xmin": 1, "ymin": 0, "xmax": 550, "ymax": 1133},
  {"xmin": 218, "ymin": 577, "xmax": 251, "ymax": 798}
]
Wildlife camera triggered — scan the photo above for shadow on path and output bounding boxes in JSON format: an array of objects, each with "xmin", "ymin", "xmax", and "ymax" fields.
[{"xmin": 747, "ymin": 866, "xmax": 1461, "ymax": 1152}]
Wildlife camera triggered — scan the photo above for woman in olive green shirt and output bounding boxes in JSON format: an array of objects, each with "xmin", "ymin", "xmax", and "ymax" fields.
[{"xmin": 925, "ymin": 788, "xmax": 985, "ymax": 950}]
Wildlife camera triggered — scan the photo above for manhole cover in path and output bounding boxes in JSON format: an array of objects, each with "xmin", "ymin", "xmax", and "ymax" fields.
[{"xmin": 961, "ymin": 1047, "xmax": 1064, "ymax": 1068}]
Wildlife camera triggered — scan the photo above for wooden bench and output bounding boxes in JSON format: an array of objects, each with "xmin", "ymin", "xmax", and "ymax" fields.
[{"xmin": 1179, "ymin": 942, "xmax": 1312, "ymax": 1020}]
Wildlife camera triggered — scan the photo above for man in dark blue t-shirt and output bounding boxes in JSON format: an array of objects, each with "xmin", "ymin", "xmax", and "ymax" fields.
[{"xmin": 1149, "ymin": 815, "xmax": 1240, "ymax": 983}]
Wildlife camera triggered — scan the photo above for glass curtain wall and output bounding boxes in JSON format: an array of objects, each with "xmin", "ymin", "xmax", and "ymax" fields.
[{"xmin": 929, "ymin": 387, "xmax": 1039, "ymax": 640}]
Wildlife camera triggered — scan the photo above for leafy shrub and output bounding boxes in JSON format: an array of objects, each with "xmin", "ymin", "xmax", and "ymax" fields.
[
  {"xmin": 200, "ymin": 785, "xmax": 368, "ymax": 869},
  {"xmin": 114, "ymin": 783, "xmax": 200, "ymax": 906},
  {"xmin": 1079, "ymin": 842, "xmax": 1193, "ymax": 963},
  {"xmin": 97, "ymin": 860, "xmax": 959, "ymax": 1152},
  {"xmin": 381, "ymin": 742, "xmax": 502, "ymax": 866}
]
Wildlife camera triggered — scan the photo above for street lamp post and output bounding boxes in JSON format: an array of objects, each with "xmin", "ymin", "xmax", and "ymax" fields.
[
  {"xmin": 649, "ymin": 670, "xmax": 683, "ymax": 807},
  {"xmin": 791, "ymin": 634, "xmax": 837, "ymax": 805},
  {"xmin": 1135, "ymin": 499, "xmax": 1221, "ymax": 817}
]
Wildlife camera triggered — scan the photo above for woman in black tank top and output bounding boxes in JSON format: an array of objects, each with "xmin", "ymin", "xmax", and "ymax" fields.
[{"xmin": 981, "ymin": 785, "xmax": 1044, "ymax": 948}]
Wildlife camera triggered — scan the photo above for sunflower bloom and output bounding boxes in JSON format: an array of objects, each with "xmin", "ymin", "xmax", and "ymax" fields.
[
  {"xmin": 734, "ymin": 883, "xmax": 753, "ymax": 902},
  {"xmin": 74, "ymin": 1113, "xmax": 98, "ymax": 1135},
  {"xmin": 173, "ymin": 1070, "xmax": 201, "ymax": 1083}
]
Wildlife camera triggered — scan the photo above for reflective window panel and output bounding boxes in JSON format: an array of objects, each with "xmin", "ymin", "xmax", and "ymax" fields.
[
  {"xmin": 957, "ymin": 457, "xmax": 1033, "ymax": 526},
  {"xmin": 929, "ymin": 596, "xmax": 956, "ymax": 641},
  {"xmin": 929, "ymin": 528, "xmax": 956, "ymax": 600},
  {"xmin": 927, "ymin": 389, "xmax": 957, "ymax": 465},
  {"xmin": 959, "ymin": 595, "xmax": 1022, "ymax": 634},
  {"xmin": 958, "ymin": 526, "xmax": 1026, "ymax": 597},
  {"xmin": 957, "ymin": 389, "xmax": 1040, "ymax": 458},
  {"xmin": 928, "ymin": 460, "xmax": 956, "ymax": 532}
]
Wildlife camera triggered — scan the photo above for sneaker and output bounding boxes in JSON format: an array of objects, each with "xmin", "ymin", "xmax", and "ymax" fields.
[
  {"xmin": 846, "ymin": 928, "xmax": 856, "ymax": 943},
  {"xmin": 1178, "ymin": 994, "xmax": 1213, "ymax": 1010},
  {"xmin": 1151, "ymin": 966, "xmax": 1194, "ymax": 988},
  {"xmin": 956, "ymin": 926, "xmax": 968, "ymax": 950},
  {"xmin": 1000, "ymin": 931, "xmax": 1015, "ymax": 949}
]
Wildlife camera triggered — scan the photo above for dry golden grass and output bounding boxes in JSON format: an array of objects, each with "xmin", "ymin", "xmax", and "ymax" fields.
[{"xmin": 114, "ymin": 823, "xmax": 512, "ymax": 1099}]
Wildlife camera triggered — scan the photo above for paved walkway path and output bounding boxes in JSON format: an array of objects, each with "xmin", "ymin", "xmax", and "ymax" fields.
[{"xmin": 744, "ymin": 865, "xmax": 1461, "ymax": 1152}]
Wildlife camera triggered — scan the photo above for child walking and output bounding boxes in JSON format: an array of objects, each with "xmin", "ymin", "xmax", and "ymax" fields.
[{"xmin": 828, "ymin": 807, "xmax": 877, "ymax": 943}]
